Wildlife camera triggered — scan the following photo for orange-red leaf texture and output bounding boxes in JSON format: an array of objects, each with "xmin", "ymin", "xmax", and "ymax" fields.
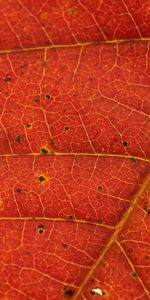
[{"xmin": 0, "ymin": 1, "xmax": 150, "ymax": 300}]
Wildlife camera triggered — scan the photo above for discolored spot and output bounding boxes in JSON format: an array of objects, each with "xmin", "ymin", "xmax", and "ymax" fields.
[
  {"xmin": 26, "ymin": 123, "xmax": 32, "ymax": 129},
  {"xmin": 90, "ymin": 288, "xmax": 106, "ymax": 296},
  {"xmin": 34, "ymin": 95, "xmax": 40, "ymax": 102},
  {"xmin": 50, "ymin": 138, "xmax": 55, "ymax": 146},
  {"xmin": 4, "ymin": 74, "xmax": 12, "ymax": 82},
  {"xmin": 15, "ymin": 188, "xmax": 22, "ymax": 193},
  {"xmin": 45, "ymin": 94, "xmax": 51, "ymax": 100},
  {"xmin": 123, "ymin": 141, "xmax": 128, "ymax": 147},
  {"xmin": 97, "ymin": 219, "xmax": 103, "ymax": 224},
  {"xmin": 20, "ymin": 63, "xmax": 26, "ymax": 69},
  {"xmin": 64, "ymin": 125, "xmax": 69, "ymax": 132},
  {"xmin": 40, "ymin": 12, "xmax": 49, "ymax": 19},
  {"xmin": 144, "ymin": 201, "xmax": 150, "ymax": 214},
  {"xmin": 98, "ymin": 185, "xmax": 103, "ymax": 191},
  {"xmin": 62, "ymin": 243, "xmax": 69, "ymax": 249},
  {"xmin": 27, "ymin": 250, "xmax": 31, "ymax": 255},
  {"xmin": 40, "ymin": 147, "xmax": 48, "ymax": 154},
  {"xmin": 37, "ymin": 224, "xmax": 45, "ymax": 234},
  {"xmin": 67, "ymin": 215, "xmax": 75, "ymax": 222},
  {"xmin": 37, "ymin": 175, "xmax": 46, "ymax": 182},
  {"xmin": 63, "ymin": 288, "xmax": 74, "ymax": 298},
  {"xmin": 145, "ymin": 255, "xmax": 149, "ymax": 260},
  {"xmin": 131, "ymin": 271, "xmax": 137, "ymax": 278},
  {"xmin": 130, "ymin": 157, "xmax": 136, "ymax": 163},
  {"xmin": 68, "ymin": 7, "xmax": 77, "ymax": 16},
  {"xmin": 114, "ymin": 138, "xmax": 118, "ymax": 141},
  {"xmin": 16, "ymin": 135, "xmax": 22, "ymax": 144}
]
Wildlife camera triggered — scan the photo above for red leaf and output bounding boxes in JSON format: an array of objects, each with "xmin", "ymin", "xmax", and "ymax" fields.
[{"xmin": 0, "ymin": 1, "xmax": 150, "ymax": 300}]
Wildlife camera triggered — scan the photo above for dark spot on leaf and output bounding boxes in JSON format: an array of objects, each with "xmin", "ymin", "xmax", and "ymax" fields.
[
  {"xmin": 37, "ymin": 224, "xmax": 45, "ymax": 234},
  {"xmin": 27, "ymin": 250, "xmax": 31, "ymax": 255},
  {"xmin": 34, "ymin": 95, "xmax": 40, "ymax": 102},
  {"xmin": 63, "ymin": 288, "xmax": 74, "ymax": 298},
  {"xmin": 144, "ymin": 201, "xmax": 150, "ymax": 214},
  {"xmin": 62, "ymin": 107, "xmax": 67, "ymax": 113},
  {"xmin": 123, "ymin": 141, "xmax": 128, "ymax": 147},
  {"xmin": 50, "ymin": 138, "xmax": 55, "ymax": 146},
  {"xmin": 4, "ymin": 74, "xmax": 12, "ymax": 82},
  {"xmin": 41, "ymin": 147, "xmax": 48, "ymax": 154},
  {"xmin": 131, "ymin": 271, "xmax": 137, "ymax": 278},
  {"xmin": 62, "ymin": 243, "xmax": 69, "ymax": 249},
  {"xmin": 20, "ymin": 64, "xmax": 26, "ymax": 69},
  {"xmin": 16, "ymin": 188, "xmax": 22, "ymax": 193},
  {"xmin": 98, "ymin": 185, "xmax": 103, "ymax": 191},
  {"xmin": 97, "ymin": 219, "xmax": 103, "ymax": 224},
  {"xmin": 67, "ymin": 215, "xmax": 75, "ymax": 221},
  {"xmin": 38, "ymin": 175, "xmax": 46, "ymax": 182},
  {"xmin": 26, "ymin": 123, "xmax": 32, "ymax": 128},
  {"xmin": 16, "ymin": 135, "xmax": 22, "ymax": 144},
  {"xmin": 114, "ymin": 138, "xmax": 118, "ymax": 141},
  {"xmin": 64, "ymin": 125, "xmax": 69, "ymax": 132},
  {"xmin": 130, "ymin": 157, "xmax": 136, "ymax": 163},
  {"xmin": 45, "ymin": 94, "xmax": 51, "ymax": 100},
  {"xmin": 145, "ymin": 255, "xmax": 149, "ymax": 259}
]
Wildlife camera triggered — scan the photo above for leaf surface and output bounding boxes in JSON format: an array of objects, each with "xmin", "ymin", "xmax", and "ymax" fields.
[{"xmin": 0, "ymin": 1, "xmax": 150, "ymax": 300}]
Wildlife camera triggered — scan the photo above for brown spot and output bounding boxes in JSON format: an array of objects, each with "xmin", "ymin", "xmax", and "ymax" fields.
[
  {"xmin": 144, "ymin": 201, "xmax": 150, "ymax": 214},
  {"xmin": 16, "ymin": 135, "xmax": 22, "ymax": 144},
  {"xmin": 34, "ymin": 95, "xmax": 40, "ymax": 102},
  {"xmin": 145, "ymin": 255, "xmax": 149, "ymax": 259},
  {"xmin": 123, "ymin": 141, "xmax": 128, "ymax": 147},
  {"xmin": 41, "ymin": 147, "xmax": 48, "ymax": 154},
  {"xmin": 131, "ymin": 271, "xmax": 137, "ymax": 278},
  {"xmin": 68, "ymin": 7, "xmax": 77, "ymax": 16},
  {"xmin": 50, "ymin": 138, "xmax": 55, "ymax": 146},
  {"xmin": 63, "ymin": 288, "xmax": 74, "ymax": 298},
  {"xmin": 97, "ymin": 219, "xmax": 103, "ymax": 224},
  {"xmin": 26, "ymin": 123, "xmax": 32, "ymax": 129},
  {"xmin": 98, "ymin": 185, "xmax": 103, "ymax": 191},
  {"xmin": 62, "ymin": 243, "xmax": 69, "ymax": 249},
  {"xmin": 27, "ymin": 250, "xmax": 31, "ymax": 255},
  {"xmin": 130, "ymin": 157, "xmax": 136, "ymax": 163},
  {"xmin": 64, "ymin": 125, "xmax": 69, "ymax": 132},
  {"xmin": 20, "ymin": 63, "xmax": 26, "ymax": 69},
  {"xmin": 37, "ymin": 175, "xmax": 46, "ymax": 182},
  {"xmin": 16, "ymin": 188, "xmax": 22, "ymax": 193},
  {"xmin": 4, "ymin": 74, "xmax": 12, "ymax": 82},
  {"xmin": 67, "ymin": 215, "xmax": 75, "ymax": 222},
  {"xmin": 40, "ymin": 12, "xmax": 49, "ymax": 19},
  {"xmin": 45, "ymin": 94, "xmax": 51, "ymax": 100},
  {"xmin": 37, "ymin": 224, "xmax": 45, "ymax": 234}
]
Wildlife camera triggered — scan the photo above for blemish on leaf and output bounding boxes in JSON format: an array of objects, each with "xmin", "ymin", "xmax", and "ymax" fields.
[
  {"xmin": 15, "ymin": 188, "xmax": 22, "ymax": 193},
  {"xmin": 45, "ymin": 94, "xmax": 51, "ymax": 100},
  {"xmin": 143, "ymin": 201, "xmax": 150, "ymax": 214},
  {"xmin": 37, "ymin": 175, "xmax": 48, "ymax": 183},
  {"xmin": 34, "ymin": 95, "xmax": 40, "ymax": 102},
  {"xmin": 20, "ymin": 63, "xmax": 26, "ymax": 69},
  {"xmin": 131, "ymin": 271, "xmax": 137, "ymax": 278},
  {"xmin": 50, "ymin": 138, "xmax": 55, "ymax": 147},
  {"xmin": 26, "ymin": 123, "xmax": 32, "ymax": 129},
  {"xmin": 123, "ymin": 141, "xmax": 128, "ymax": 147},
  {"xmin": 62, "ymin": 243, "xmax": 69, "ymax": 249},
  {"xmin": 145, "ymin": 255, "xmax": 149, "ymax": 259},
  {"xmin": 63, "ymin": 288, "xmax": 74, "ymax": 298},
  {"xmin": 16, "ymin": 135, "xmax": 23, "ymax": 144},
  {"xmin": 67, "ymin": 215, "xmax": 75, "ymax": 222},
  {"xmin": 64, "ymin": 125, "xmax": 69, "ymax": 132},
  {"xmin": 27, "ymin": 250, "xmax": 31, "ymax": 255},
  {"xmin": 40, "ymin": 12, "xmax": 49, "ymax": 19},
  {"xmin": 68, "ymin": 7, "xmax": 77, "ymax": 16},
  {"xmin": 37, "ymin": 224, "xmax": 45, "ymax": 234},
  {"xmin": 97, "ymin": 219, "xmax": 103, "ymax": 224},
  {"xmin": 4, "ymin": 74, "xmax": 12, "ymax": 82},
  {"xmin": 40, "ymin": 147, "xmax": 49, "ymax": 154},
  {"xmin": 90, "ymin": 287, "xmax": 106, "ymax": 296},
  {"xmin": 98, "ymin": 185, "xmax": 103, "ymax": 191},
  {"xmin": 130, "ymin": 157, "xmax": 136, "ymax": 163}
]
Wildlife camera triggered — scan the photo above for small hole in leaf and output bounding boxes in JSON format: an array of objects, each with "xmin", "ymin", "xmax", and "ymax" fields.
[
  {"xmin": 34, "ymin": 95, "xmax": 40, "ymax": 102},
  {"xmin": 64, "ymin": 125, "xmax": 69, "ymax": 132},
  {"xmin": 98, "ymin": 185, "xmax": 103, "ymax": 191},
  {"xmin": 45, "ymin": 94, "xmax": 51, "ymax": 100},
  {"xmin": 63, "ymin": 288, "xmax": 74, "ymax": 298},
  {"xmin": 37, "ymin": 224, "xmax": 45, "ymax": 234},
  {"xmin": 4, "ymin": 74, "xmax": 12, "ymax": 82},
  {"xmin": 37, "ymin": 175, "xmax": 46, "ymax": 182},
  {"xmin": 16, "ymin": 135, "xmax": 22, "ymax": 144},
  {"xmin": 123, "ymin": 141, "xmax": 128, "ymax": 147}
]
